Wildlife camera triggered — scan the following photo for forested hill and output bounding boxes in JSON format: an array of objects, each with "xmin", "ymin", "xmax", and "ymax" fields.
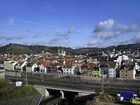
[{"xmin": 0, "ymin": 43, "xmax": 140, "ymax": 55}]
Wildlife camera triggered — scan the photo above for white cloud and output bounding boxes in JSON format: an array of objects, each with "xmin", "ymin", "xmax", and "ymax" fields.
[
  {"xmin": 95, "ymin": 31, "xmax": 121, "ymax": 40},
  {"xmin": 93, "ymin": 19, "xmax": 140, "ymax": 41},
  {"xmin": 94, "ymin": 19, "xmax": 114, "ymax": 32},
  {"xmin": 89, "ymin": 19, "xmax": 140, "ymax": 47},
  {"xmin": 116, "ymin": 24, "xmax": 140, "ymax": 33}
]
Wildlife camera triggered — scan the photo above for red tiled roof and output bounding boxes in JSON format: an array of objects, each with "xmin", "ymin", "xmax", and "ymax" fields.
[
  {"xmin": 86, "ymin": 63, "xmax": 95, "ymax": 69},
  {"xmin": 37, "ymin": 61, "xmax": 50, "ymax": 67},
  {"xmin": 65, "ymin": 62, "xmax": 72, "ymax": 68}
]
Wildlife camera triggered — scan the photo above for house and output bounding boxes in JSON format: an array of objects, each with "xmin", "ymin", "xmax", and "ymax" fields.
[
  {"xmin": 120, "ymin": 62, "xmax": 136, "ymax": 79},
  {"xmin": 15, "ymin": 61, "xmax": 27, "ymax": 71},
  {"xmin": 86, "ymin": 63, "xmax": 94, "ymax": 70},
  {"xmin": 4, "ymin": 61, "xmax": 17, "ymax": 70},
  {"xmin": 135, "ymin": 62, "xmax": 140, "ymax": 76},
  {"xmin": 135, "ymin": 62, "xmax": 140, "ymax": 71},
  {"xmin": 62, "ymin": 66, "xmax": 75, "ymax": 75},
  {"xmin": 57, "ymin": 66, "xmax": 63, "ymax": 73},
  {"xmin": 39, "ymin": 64, "xmax": 47, "ymax": 73},
  {"xmin": 108, "ymin": 61, "xmax": 116, "ymax": 78},
  {"xmin": 99, "ymin": 61, "xmax": 117, "ymax": 78},
  {"xmin": 92, "ymin": 67, "xmax": 101, "ymax": 78},
  {"xmin": 48, "ymin": 66, "xmax": 57, "ymax": 73},
  {"xmin": 108, "ymin": 68, "xmax": 116, "ymax": 78},
  {"xmin": 100, "ymin": 62, "xmax": 109, "ymax": 78},
  {"xmin": 58, "ymin": 49, "xmax": 66, "ymax": 56},
  {"xmin": 114, "ymin": 55, "xmax": 129, "ymax": 66},
  {"xmin": 32, "ymin": 63, "xmax": 39, "ymax": 72},
  {"xmin": 38, "ymin": 61, "xmax": 49, "ymax": 73},
  {"xmin": 120, "ymin": 69, "xmax": 136, "ymax": 79},
  {"xmin": 74, "ymin": 66, "xmax": 81, "ymax": 75}
]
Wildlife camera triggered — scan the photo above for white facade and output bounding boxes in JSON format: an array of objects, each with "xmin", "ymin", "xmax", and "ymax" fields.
[
  {"xmin": 32, "ymin": 63, "xmax": 38, "ymax": 72},
  {"xmin": 108, "ymin": 68, "xmax": 116, "ymax": 78},
  {"xmin": 39, "ymin": 64, "xmax": 47, "ymax": 73},
  {"xmin": 58, "ymin": 49, "xmax": 66, "ymax": 56},
  {"xmin": 114, "ymin": 55, "xmax": 129, "ymax": 65},
  {"xmin": 63, "ymin": 67, "xmax": 75, "ymax": 75},
  {"xmin": 4, "ymin": 61, "xmax": 17, "ymax": 70},
  {"xmin": 135, "ymin": 63, "xmax": 140, "ymax": 71}
]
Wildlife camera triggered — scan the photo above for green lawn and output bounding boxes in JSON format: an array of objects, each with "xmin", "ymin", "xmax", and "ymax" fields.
[{"xmin": 0, "ymin": 80, "xmax": 40, "ymax": 101}]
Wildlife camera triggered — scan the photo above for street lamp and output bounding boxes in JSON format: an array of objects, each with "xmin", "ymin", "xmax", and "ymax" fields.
[
  {"xmin": 101, "ymin": 69, "xmax": 104, "ymax": 94},
  {"xmin": 14, "ymin": 64, "xmax": 17, "ymax": 82},
  {"xmin": 25, "ymin": 65, "xmax": 28, "ymax": 85},
  {"xmin": 23, "ymin": 64, "xmax": 28, "ymax": 85}
]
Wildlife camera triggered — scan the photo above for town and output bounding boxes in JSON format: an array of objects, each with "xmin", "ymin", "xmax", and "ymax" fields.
[
  {"xmin": 1, "ymin": 46, "xmax": 140, "ymax": 80},
  {"xmin": 0, "ymin": 43, "xmax": 140, "ymax": 105},
  {"xmin": 1, "ymin": 0, "xmax": 140, "ymax": 105}
]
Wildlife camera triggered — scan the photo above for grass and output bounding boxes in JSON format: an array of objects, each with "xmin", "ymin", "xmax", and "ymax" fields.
[{"xmin": 0, "ymin": 80, "xmax": 40, "ymax": 101}]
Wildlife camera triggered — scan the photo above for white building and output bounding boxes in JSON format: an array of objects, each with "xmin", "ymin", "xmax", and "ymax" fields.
[
  {"xmin": 32, "ymin": 63, "xmax": 39, "ymax": 72},
  {"xmin": 58, "ymin": 49, "xmax": 66, "ymax": 56},
  {"xmin": 39, "ymin": 64, "xmax": 47, "ymax": 73},
  {"xmin": 4, "ymin": 61, "xmax": 17, "ymax": 70},
  {"xmin": 16, "ymin": 61, "xmax": 27, "ymax": 71},
  {"xmin": 114, "ymin": 55, "xmax": 129, "ymax": 66},
  {"xmin": 135, "ymin": 62, "xmax": 140, "ymax": 71},
  {"xmin": 100, "ymin": 61, "xmax": 116, "ymax": 78},
  {"xmin": 62, "ymin": 66, "xmax": 75, "ymax": 75},
  {"xmin": 120, "ymin": 62, "xmax": 136, "ymax": 79},
  {"xmin": 108, "ymin": 68, "xmax": 116, "ymax": 78}
]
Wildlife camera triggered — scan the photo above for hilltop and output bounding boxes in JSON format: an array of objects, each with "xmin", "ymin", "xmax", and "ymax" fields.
[
  {"xmin": 0, "ymin": 43, "xmax": 140, "ymax": 55},
  {"xmin": 0, "ymin": 43, "xmax": 73, "ymax": 55}
]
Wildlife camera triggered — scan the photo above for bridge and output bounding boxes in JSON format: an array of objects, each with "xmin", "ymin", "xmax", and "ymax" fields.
[{"xmin": 5, "ymin": 70, "xmax": 140, "ymax": 97}]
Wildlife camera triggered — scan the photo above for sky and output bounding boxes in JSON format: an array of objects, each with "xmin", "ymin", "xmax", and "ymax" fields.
[{"xmin": 0, "ymin": 0, "xmax": 140, "ymax": 48}]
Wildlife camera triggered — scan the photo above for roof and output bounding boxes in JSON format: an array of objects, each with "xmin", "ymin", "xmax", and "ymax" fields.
[
  {"xmin": 100, "ymin": 61, "xmax": 116, "ymax": 68},
  {"xmin": 37, "ymin": 61, "xmax": 50, "ymax": 67},
  {"xmin": 65, "ymin": 62, "xmax": 72, "ymax": 68},
  {"xmin": 107, "ymin": 61, "xmax": 116, "ymax": 68},
  {"xmin": 86, "ymin": 63, "xmax": 94, "ymax": 69},
  {"xmin": 121, "ymin": 62, "xmax": 135, "ymax": 70}
]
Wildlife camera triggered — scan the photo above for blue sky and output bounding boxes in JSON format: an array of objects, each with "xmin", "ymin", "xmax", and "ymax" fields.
[{"xmin": 0, "ymin": 0, "xmax": 140, "ymax": 48}]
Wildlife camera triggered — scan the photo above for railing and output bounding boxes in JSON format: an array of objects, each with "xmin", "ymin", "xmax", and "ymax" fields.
[{"xmin": 5, "ymin": 70, "xmax": 140, "ymax": 95}]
